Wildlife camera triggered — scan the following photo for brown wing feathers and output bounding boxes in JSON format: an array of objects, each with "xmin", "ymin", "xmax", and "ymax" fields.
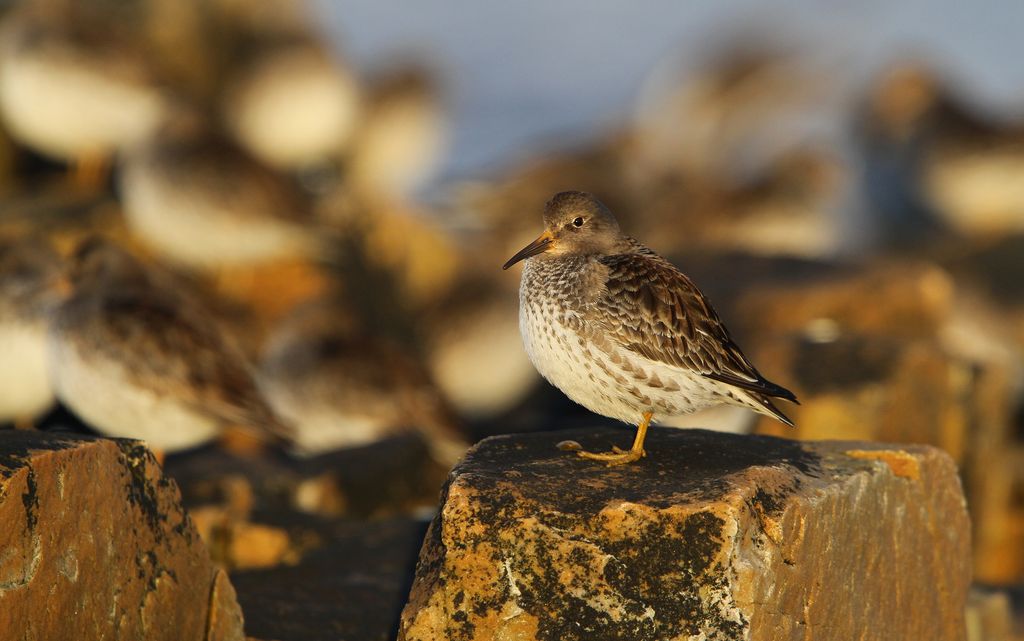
[{"xmin": 596, "ymin": 249, "xmax": 798, "ymax": 411}]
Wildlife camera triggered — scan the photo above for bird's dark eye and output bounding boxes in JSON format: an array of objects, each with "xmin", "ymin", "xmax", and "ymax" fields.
[{"xmin": 572, "ymin": 217, "xmax": 585, "ymax": 227}]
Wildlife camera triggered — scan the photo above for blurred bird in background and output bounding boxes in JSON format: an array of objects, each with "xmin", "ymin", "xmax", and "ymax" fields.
[
  {"xmin": 219, "ymin": 0, "xmax": 362, "ymax": 172},
  {"xmin": 0, "ymin": 0, "xmax": 167, "ymax": 189},
  {"xmin": 119, "ymin": 103, "xmax": 317, "ymax": 271},
  {"xmin": 0, "ymin": 0, "xmax": 460, "ymax": 469},
  {"xmin": 49, "ymin": 238, "xmax": 290, "ymax": 454},
  {"xmin": 259, "ymin": 296, "xmax": 468, "ymax": 466}
]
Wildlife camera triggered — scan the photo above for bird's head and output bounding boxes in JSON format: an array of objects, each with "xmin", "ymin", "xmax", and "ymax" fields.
[{"xmin": 503, "ymin": 191, "xmax": 623, "ymax": 269}]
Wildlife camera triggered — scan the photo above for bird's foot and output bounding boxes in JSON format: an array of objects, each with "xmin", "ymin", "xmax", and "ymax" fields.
[{"xmin": 576, "ymin": 446, "xmax": 646, "ymax": 466}]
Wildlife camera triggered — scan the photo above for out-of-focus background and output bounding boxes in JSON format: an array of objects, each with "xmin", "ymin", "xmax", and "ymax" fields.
[{"xmin": 1, "ymin": 0, "xmax": 1023, "ymax": 637}]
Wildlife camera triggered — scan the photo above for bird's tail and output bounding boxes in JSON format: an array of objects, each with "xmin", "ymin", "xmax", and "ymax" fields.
[
  {"xmin": 744, "ymin": 392, "xmax": 796, "ymax": 427},
  {"xmin": 757, "ymin": 391, "xmax": 794, "ymax": 425}
]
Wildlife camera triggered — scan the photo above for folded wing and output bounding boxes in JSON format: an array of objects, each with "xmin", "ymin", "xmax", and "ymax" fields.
[{"xmin": 594, "ymin": 247, "xmax": 797, "ymax": 422}]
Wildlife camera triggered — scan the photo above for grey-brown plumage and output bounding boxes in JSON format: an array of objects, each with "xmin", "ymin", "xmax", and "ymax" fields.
[
  {"xmin": 0, "ymin": 235, "xmax": 65, "ymax": 324},
  {"xmin": 259, "ymin": 297, "xmax": 468, "ymax": 465},
  {"xmin": 119, "ymin": 106, "xmax": 314, "ymax": 270},
  {"xmin": 49, "ymin": 237, "xmax": 289, "ymax": 452},
  {"xmin": 504, "ymin": 191, "xmax": 797, "ymax": 465}
]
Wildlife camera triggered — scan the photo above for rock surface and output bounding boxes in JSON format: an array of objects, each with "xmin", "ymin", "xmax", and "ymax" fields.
[
  {"xmin": 234, "ymin": 517, "xmax": 428, "ymax": 641},
  {"xmin": 398, "ymin": 427, "xmax": 971, "ymax": 641},
  {"xmin": 0, "ymin": 430, "xmax": 244, "ymax": 641},
  {"xmin": 166, "ymin": 434, "xmax": 448, "ymax": 522}
]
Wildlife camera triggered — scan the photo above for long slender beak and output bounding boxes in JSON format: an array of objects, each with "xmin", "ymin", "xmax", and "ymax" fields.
[{"xmin": 502, "ymin": 231, "xmax": 554, "ymax": 270}]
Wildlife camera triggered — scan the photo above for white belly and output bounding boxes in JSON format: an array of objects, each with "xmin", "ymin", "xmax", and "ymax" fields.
[
  {"xmin": 0, "ymin": 321, "xmax": 55, "ymax": 421},
  {"xmin": 0, "ymin": 53, "xmax": 163, "ymax": 160},
  {"xmin": 226, "ymin": 50, "xmax": 361, "ymax": 168},
  {"xmin": 349, "ymin": 95, "xmax": 445, "ymax": 198},
  {"xmin": 519, "ymin": 299, "xmax": 724, "ymax": 425},
  {"xmin": 119, "ymin": 159, "xmax": 309, "ymax": 269},
  {"xmin": 260, "ymin": 381, "xmax": 398, "ymax": 456},
  {"xmin": 48, "ymin": 337, "xmax": 221, "ymax": 452}
]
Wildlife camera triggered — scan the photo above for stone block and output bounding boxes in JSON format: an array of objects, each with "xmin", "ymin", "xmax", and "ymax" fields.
[
  {"xmin": 398, "ymin": 428, "xmax": 971, "ymax": 641},
  {"xmin": 0, "ymin": 430, "xmax": 244, "ymax": 641}
]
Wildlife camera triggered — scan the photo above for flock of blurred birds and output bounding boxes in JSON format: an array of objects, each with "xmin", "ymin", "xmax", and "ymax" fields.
[
  {"xmin": 1, "ymin": 0, "xmax": 1024, "ymax": 550},
  {"xmin": 0, "ymin": 0, "xmax": 469, "ymax": 465}
]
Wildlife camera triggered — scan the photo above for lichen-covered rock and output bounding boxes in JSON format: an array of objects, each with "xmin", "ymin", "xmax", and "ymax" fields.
[
  {"xmin": 0, "ymin": 430, "xmax": 244, "ymax": 641},
  {"xmin": 398, "ymin": 428, "xmax": 971, "ymax": 641}
]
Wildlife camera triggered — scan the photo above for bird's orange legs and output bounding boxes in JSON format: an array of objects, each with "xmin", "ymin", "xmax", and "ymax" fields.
[{"xmin": 575, "ymin": 411, "xmax": 652, "ymax": 466}]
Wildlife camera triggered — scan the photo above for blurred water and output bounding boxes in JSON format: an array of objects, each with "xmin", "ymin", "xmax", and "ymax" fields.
[{"xmin": 319, "ymin": 0, "xmax": 1024, "ymax": 184}]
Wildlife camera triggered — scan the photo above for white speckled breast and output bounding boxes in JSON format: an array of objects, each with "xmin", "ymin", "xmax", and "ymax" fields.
[{"xmin": 518, "ymin": 256, "xmax": 722, "ymax": 425}]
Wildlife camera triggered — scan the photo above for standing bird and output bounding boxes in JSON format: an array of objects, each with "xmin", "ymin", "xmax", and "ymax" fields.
[
  {"xmin": 503, "ymin": 191, "xmax": 797, "ymax": 465},
  {"xmin": 48, "ymin": 238, "xmax": 289, "ymax": 453}
]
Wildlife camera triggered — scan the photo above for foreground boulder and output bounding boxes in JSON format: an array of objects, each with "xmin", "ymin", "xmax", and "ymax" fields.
[
  {"xmin": 399, "ymin": 427, "xmax": 971, "ymax": 641},
  {"xmin": 0, "ymin": 431, "xmax": 244, "ymax": 641}
]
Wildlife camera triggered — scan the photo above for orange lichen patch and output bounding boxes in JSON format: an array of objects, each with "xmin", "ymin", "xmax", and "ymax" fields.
[
  {"xmin": 495, "ymin": 607, "xmax": 540, "ymax": 640},
  {"xmin": 756, "ymin": 509, "xmax": 784, "ymax": 545},
  {"xmin": 230, "ymin": 523, "xmax": 293, "ymax": 570},
  {"xmin": 845, "ymin": 449, "xmax": 921, "ymax": 480}
]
